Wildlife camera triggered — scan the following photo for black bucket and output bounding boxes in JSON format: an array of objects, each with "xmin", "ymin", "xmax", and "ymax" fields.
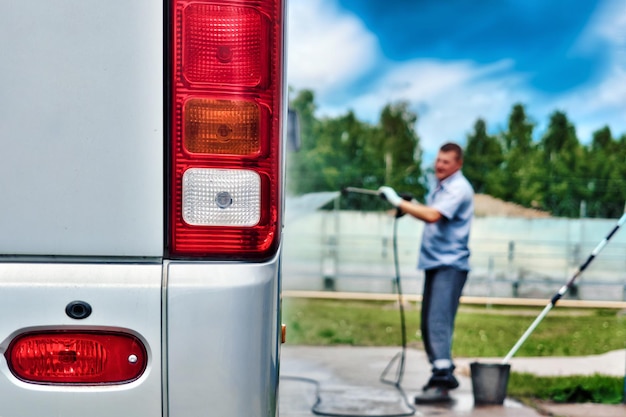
[{"xmin": 470, "ymin": 362, "xmax": 511, "ymax": 405}]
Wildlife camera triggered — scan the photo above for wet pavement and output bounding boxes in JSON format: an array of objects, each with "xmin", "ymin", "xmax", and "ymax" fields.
[{"xmin": 279, "ymin": 345, "xmax": 626, "ymax": 417}]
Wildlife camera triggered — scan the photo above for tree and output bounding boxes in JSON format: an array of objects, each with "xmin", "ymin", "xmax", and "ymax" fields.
[
  {"xmin": 502, "ymin": 103, "xmax": 534, "ymax": 153},
  {"xmin": 584, "ymin": 126, "xmax": 626, "ymax": 218},
  {"xmin": 286, "ymin": 92, "xmax": 426, "ymax": 209},
  {"xmin": 373, "ymin": 102, "xmax": 426, "ymax": 201},
  {"xmin": 496, "ymin": 104, "xmax": 542, "ymax": 206},
  {"xmin": 463, "ymin": 118, "xmax": 503, "ymax": 194},
  {"xmin": 541, "ymin": 111, "xmax": 579, "ymax": 165},
  {"xmin": 537, "ymin": 111, "xmax": 586, "ymax": 217}
]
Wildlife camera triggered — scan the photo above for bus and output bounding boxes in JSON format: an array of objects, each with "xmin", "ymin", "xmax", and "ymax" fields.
[{"xmin": 0, "ymin": 1, "xmax": 287, "ymax": 416}]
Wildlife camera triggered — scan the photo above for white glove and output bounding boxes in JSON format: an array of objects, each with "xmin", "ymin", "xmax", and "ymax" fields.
[{"xmin": 378, "ymin": 186, "xmax": 403, "ymax": 207}]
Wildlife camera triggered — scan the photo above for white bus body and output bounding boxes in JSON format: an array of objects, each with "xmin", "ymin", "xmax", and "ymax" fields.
[{"xmin": 0, "ymin": 1, "xmax": 285, "ymax": 416}]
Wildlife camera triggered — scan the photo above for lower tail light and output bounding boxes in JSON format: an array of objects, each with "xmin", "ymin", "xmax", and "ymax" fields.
[{"xmin": 5, "ymin": 331, "xmax": 147, "ymax": 385}]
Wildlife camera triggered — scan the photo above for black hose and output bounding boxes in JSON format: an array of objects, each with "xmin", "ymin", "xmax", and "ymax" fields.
[{"xmin": 380, "ymin": 210, "xmax": 408, "ymax": 387}]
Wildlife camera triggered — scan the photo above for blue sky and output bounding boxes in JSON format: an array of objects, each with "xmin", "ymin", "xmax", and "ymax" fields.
[{"xmin": 287, "ymin": 0, "xmax": 626, "ymax": 159}]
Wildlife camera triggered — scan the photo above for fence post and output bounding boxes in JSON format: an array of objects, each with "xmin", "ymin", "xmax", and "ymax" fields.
[
  {"xmin": 508, "ymin": 241, "xmax": 519, "ymax": 297},
  {"xmin": 320, "ymin": 199, "xmax": 340, "ymax": 291}
]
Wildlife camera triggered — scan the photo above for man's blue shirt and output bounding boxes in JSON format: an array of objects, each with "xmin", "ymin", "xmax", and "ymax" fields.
[{"xmin": 418, "ymin": 170, "xmax": 474, "ymax": 271}]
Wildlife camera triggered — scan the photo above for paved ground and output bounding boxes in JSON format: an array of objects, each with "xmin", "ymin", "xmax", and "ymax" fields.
[
  {"xmin": 279, "ymin": 345, "xmax": 626, "ymax": 417},
  {"xmin": 454, "ymin": 349, "xmax": 626, "ymax": 378}
]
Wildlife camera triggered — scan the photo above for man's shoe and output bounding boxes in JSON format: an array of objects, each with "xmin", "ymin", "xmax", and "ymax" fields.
[
  {"xmin": 427, "ymin": 367, "xmax": 459, "ymax": 389},
  {"xmin": 414, "ymin": 386, "xmax": 452, "ymax": 404}
]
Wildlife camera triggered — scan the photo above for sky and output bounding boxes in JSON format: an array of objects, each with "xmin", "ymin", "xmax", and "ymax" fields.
[{"xmin": 287, "ymin": 0, "xmax": 626, "ymax": 160}]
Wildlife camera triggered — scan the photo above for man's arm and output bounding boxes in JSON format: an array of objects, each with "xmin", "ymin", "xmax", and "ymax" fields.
[
  {"xmin": 397, "ymin": 200, "xmax": 442, "ymax": 223},
  {"xmin": 378, "ymin": 186, "xmax": 442, "ymax": 223}
]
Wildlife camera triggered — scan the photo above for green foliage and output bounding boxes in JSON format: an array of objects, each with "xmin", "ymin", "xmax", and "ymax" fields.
[
  {"xmin": 376, "ymin": 102, "xmax": 425, "ymax": 199},
  {"xmin": 287, "ymin": 91, "xmax": 425, "ymax": 210},
  {"xmin": 508, "ymin": 373, "xmax": 624, "ymax": 404},
  {"xmin": 534, "ymin": 111, "xmax": 586, "ymax": 217},
  {"xmin": 490, "ymin": 104, "xmax": 543, "ymax": 206},
  {"xmin": 287, "ymin": 89, "xmax": 626, "ymax": 217},
  {"xmin": 582, "ymin": 127, "xmax": 626, "ymax": 218},
  {"xmin": 463, "ymin": 118, "xmax": 504, "ymax": 194}
]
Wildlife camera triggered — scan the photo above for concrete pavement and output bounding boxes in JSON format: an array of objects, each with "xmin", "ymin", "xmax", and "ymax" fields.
[
  {"xmin": 455, "ymin": 348, "xmax": 626, "ymax": 378},
  {"xmin": 279, "ymin": 345, "xmax": 626, "ymax": 417}
]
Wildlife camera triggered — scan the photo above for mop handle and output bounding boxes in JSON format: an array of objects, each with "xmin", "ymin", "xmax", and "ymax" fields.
[
  {"xmin": 502, "ymin": 303, "xmax": 553, "ymax": 363},
  {"xmin": 502, "ymin": 212, "xmax": 626, "ymax": 364}
]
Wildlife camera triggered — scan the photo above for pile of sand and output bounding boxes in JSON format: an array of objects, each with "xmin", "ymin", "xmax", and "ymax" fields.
[{"xmin": 474, "ymin": 194, "xmax": 550, "ymax": 218}]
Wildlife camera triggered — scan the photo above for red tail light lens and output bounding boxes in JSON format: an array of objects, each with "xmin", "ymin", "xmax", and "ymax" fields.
[
  {"xmin": 182, "ymin": 3, "xmax": 268, "ymax": 86},
  {"xmin": 170, "ymin": 0, "xmax": 284, "ymax": 259},
  {"xmin": 5, "ymin": 331, "xmax": 147, "ymax": 385}
]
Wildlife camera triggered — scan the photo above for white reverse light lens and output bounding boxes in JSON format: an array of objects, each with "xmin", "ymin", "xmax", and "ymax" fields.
[{"xmin": 182, "ymin": 168, "xmax": 261, "ymax": 226}]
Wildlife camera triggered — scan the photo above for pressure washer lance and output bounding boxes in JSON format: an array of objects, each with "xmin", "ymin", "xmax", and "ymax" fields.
[
  {"xmin": 502, "ymin": 212, "xmax": 626, "ymax": 364},
  {"xmin": 342, "ymin": 187, "xmax": 414, "ymax": 217},
  {"xmin": 342, "ymin": 187, "xmax": 382, "ymax": 196}
]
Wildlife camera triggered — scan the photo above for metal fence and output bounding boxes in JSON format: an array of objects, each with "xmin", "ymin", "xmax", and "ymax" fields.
[{"xmin": 283, "ymin": 210, "xmax": 626, "ymax": 302}]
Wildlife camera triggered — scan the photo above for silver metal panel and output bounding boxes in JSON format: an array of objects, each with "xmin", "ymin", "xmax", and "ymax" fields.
[
  {"xmin": 167, "ymin": 259, "xmax": 281, "ymax": 417},
  {"xmin": 0, "ymin": 0, "xmax": 163, "ymax": 256},
  {"xmin": 0, "ymin": 263, "xmax": 163, "ymax": 417}
]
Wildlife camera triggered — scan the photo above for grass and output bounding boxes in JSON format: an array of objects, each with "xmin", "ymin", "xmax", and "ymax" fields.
[
  {"xmin": 282, "ymin": 297, "xmax": 626, "ymax": 404},
  {"xmin": 282, "ymin": 298, "xmax": 626, "ymax": 356},
  {"xmin": 507, "ymin": 373, "xmax": 624, "ymax": 404},
  {"xmin": 454, "ymin": 306, "xmax": 625, "ymax": 357}
]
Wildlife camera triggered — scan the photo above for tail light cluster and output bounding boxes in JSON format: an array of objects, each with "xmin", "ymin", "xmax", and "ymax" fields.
[
  {"xmin": 169, "ymin": 0, "xmax": 285, "ymax": 259},
  {"xmin": 5, "ymin": 331, "xmax": 147, "ymax": 385}
]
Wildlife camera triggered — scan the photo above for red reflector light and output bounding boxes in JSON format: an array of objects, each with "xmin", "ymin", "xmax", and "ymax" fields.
[{"xmin": 5, "ymin": 331, "xmax": 147, "ymax": 385}]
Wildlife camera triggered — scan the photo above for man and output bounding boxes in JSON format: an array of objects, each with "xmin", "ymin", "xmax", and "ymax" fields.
[{"xmin": 379, "ymin": 142, "xmax": 474, "ymax": 404}]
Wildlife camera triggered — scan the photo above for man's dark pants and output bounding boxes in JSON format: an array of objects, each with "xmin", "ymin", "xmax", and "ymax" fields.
[{"xmin": 421, "ymin": 266, "xmax": 468, "ymax": 387}]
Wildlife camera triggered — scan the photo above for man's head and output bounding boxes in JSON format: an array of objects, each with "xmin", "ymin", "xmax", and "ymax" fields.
[{"xmin": 434, "ymin": 142, "xmax": 463, "ymax": 181}]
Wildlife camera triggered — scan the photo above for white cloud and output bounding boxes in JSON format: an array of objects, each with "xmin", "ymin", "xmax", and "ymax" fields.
[
  {"xmin": 287, "ymin": 0, "xmax": 379, "ymax": 96},
  {"xmin": 345, "ymin": 59, "xmax": 529, "ymax": 152},
  {"xmin": 586, "ymin": 0, "xmax": 626, "ymax": 50}
]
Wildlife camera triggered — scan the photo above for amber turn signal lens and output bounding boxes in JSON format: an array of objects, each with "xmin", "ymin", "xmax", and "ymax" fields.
[{"xmin": 184, "ymin": 98, "xmax": 260, "ymax": 155}]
